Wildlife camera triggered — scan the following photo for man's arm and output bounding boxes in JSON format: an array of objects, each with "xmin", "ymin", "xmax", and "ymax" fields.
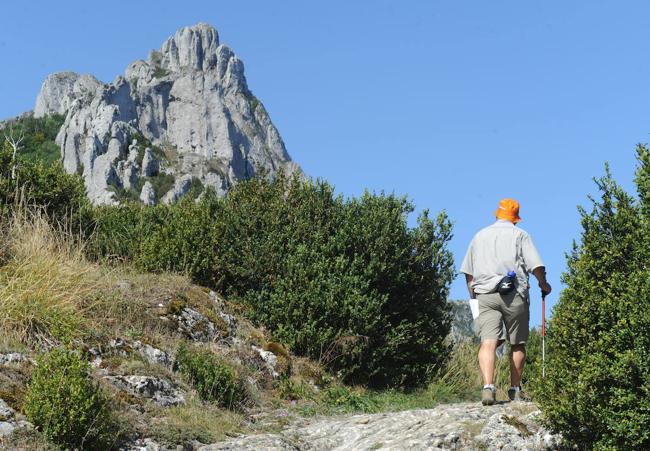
[
  {"xmin": 464, "ymin": 273, "xmax": 476, "ymax": 299},
  {"xmin": 532, "ymin": 266, "xmax": 552, "ymax": 295}
]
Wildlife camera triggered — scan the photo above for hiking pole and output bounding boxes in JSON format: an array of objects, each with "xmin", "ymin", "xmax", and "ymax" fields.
[{"xmin": 541, "ymin": 290, "xmax": 546, "ymax": 379}]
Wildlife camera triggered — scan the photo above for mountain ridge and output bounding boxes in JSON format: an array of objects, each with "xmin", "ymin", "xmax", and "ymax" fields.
[{"xmin": 29, "ymin": 23, "xmax": 300, "ymax": 205}]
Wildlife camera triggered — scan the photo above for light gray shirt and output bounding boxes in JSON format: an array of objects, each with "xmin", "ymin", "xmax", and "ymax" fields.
[{"xmin": 460, "ymin": 220, "xmax": 544, "ymax": 296}]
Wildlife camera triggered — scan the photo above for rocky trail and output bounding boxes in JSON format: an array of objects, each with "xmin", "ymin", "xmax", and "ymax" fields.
[{"xmin": 194, "ymin": 401, "xmax": 562, "ymax": 451}]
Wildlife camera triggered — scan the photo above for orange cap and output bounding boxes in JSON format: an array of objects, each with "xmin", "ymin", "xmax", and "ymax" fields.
[{"xmin": 495, "ymin": 198, "xmax": 521, "ymax": 223}]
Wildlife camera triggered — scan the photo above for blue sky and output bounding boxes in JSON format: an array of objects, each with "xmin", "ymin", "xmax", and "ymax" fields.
[{"xmin": 2, "ymin": 1, "xmax": 650, "ymax": 325}]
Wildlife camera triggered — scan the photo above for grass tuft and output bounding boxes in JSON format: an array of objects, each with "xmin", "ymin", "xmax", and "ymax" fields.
[
  {"xmin": 0, "ymin": 209, "xmax": 101, "ymax": 345},
  {"xmin": 147, "ymin": 399, "xmax": 242, "ymax": 446}
]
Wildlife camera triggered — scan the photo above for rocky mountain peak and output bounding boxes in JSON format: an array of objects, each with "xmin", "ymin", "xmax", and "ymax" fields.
[
  {"xmin": 33, "ymin": 23, "xmax": 299, "ymax": 205},
  {"xmin": 158, "ymin": 23, "xmax": 220, "ymax": 72}
]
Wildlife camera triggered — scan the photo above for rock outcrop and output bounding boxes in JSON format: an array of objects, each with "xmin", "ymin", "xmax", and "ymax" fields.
[
  {"xmin": 105, "ymin": 375, "xmax": 185, "ymax": 407},
  {"xmin": 199, "ymin": 402, "xmax": 562, "ymax": 450},
  {"xmin": 169, "ymin": 303, "xmax": 232, "ymax": 342},
  {"xmin": 0, "ymin": 399, "xmax": 32, "ymax": 438},
  {"xmin": 0, "ymin": 352, "xmax": 34, "ymax": 366},
  {"xmin": 35, "ymin": 23, "xmax": 300, "ymax": 205},
  {"xmin": 34, "ymin": 72, "xmax": 102, "ymax": 118}
]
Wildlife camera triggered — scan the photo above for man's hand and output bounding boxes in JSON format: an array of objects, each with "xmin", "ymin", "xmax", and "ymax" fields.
[
  {"xmin": 533, "ymin": 266, "xmax": 552, "ymax": 296},
  {"xmin": 539, "ymin": 281, "xmax": 552, "ymax": 297},
  {"xmin": 464, "ymin": 273, "xmax": 475, "ymax": 299}
]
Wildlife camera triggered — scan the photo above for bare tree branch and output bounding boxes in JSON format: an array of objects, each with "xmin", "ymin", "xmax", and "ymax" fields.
[{"xmin": 4, "ymin": 125, "xmax": 25, "ymax": 180}]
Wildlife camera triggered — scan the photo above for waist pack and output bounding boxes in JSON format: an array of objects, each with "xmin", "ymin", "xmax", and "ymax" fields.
[{"xmin": 496, "ymin": 271, "xmax": 517, "ymax": 295}]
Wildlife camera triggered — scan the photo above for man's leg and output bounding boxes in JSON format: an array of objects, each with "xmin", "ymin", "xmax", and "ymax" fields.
[
  {"xmin": 479, "ymin": 339, "xmax": 500, "ymax": 385},
  {"xmin": 510, "ymin": 344, "xmax": 526, "ymax": 387},
  {"xmin": 503, "ymin": 293, "xmax": 531, "ymax": 401},
  {"xmin": 475, "ymin": 293, "xmax": 507, "ymax": 405}
]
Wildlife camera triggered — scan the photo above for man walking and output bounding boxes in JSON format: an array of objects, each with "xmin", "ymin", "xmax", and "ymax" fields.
[{"xmin": 460, "ymin": 198, "xmax": 551, "ymax": 405}]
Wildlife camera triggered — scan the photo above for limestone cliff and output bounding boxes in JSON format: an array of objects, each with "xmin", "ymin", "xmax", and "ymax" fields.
[{"xmin": 35, "ymin": 23, "xmax": 300, "ymax": 205}]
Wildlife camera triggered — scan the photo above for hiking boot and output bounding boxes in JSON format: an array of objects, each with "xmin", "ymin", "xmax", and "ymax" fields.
[
  {"xmin": 508, "ymin": 387, "xmax": 532, "ymax": 402},
  {"xmin": 481, "ymin": 387, "xmax": 496, "ymax": 406}
]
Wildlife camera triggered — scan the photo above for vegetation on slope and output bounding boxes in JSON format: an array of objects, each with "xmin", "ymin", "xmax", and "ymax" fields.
[
  {"xmin": 24, "ymin": 348, "xmax": 119, "ymax": 450},
  {"xmin": 0, "ymin": 112, "xmax": 558, "ymax": 449},
  {"xmin": 0, "ymin": 206, "xmax": 484, "ymax": 450},
  {"xmin": 88, "ymin": 174, "xmax": 456, "ymax": 389},
  {"xmin": 0, "ymin": 114, "xmax": 64, "ymax": 166}
]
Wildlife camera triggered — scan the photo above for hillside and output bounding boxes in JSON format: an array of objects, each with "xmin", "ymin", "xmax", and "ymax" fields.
[{"xmin": 0, "ymin": 211, "xmax": 559, "ymax": 450}]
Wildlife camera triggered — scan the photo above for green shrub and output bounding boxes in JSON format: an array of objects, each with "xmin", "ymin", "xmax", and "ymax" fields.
[
  {"xmin": 276, "ymin": 377, "xmax": 317, "ymax": 401},
  {"xmin": 86, "ymin": 203, "xmax": 155, "ymax": 261},
  {"xmin": 23, "ymin": 348, "xmax": 119, "ymax": 450},
  {"xmin": 0, "ymin": 141, "xmax": 90, "ymax": 226},
  {"xmin": 537, "ymin": 146, "xmax": 650, "ymax": 450},
  {"xmin": 212, "ymin": 175, "xmax": 455, "ymax": 388},
  {"xmin": 521, "ymin": 328, "xmax": 543, "ymax": 391},
  {"xmin": 1, "ymin": 114, "xmax": 65, "ymax": 166},
  {"xmin": 87, "ymin": 174, "xmax": 455, "ymax": 389},
  {"xmin": 1, "ymin": 114, "xmax": 89, "ymax": 225},
  {"xmin": 135, "ymin": 195, "xmax": 220, "ymax": 285},
  {"xmin": 153, "ymin": 66, "xmax": 170, "ymax": 79},
  {"xmin": 320, "ymin": 384, "xmax": 380, "ymax": 413},
  {"xmin": 175, "ymin": 344, "xmax": 247, "ymax": 409}
]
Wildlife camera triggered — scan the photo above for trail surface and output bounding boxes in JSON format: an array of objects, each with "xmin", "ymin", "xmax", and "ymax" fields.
[{"xmin": 198, "ymin": 402, "xmax": 562, "ymax": 451}]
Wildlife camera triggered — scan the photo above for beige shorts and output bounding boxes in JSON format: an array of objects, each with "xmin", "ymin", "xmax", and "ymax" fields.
[{"xmin": 474, "ymin": 292, "xmax": 529, "ymax": 345}]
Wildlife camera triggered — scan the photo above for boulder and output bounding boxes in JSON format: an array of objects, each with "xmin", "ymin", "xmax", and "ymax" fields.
[
  {"xmin": 105, "ymin": 375, "xmax": 185, "ymax": 407},
  {"xmin": 108, "ymin": 338, "xmax": 172, "ymax": 367},
  {"xmin": 170, "ymin": 306, "xmax": 223, "ymax": 342},
  {"xmin": 0, "ymin": 398, "xmax": 33, "ymax": 438},
  {"xmin": 0, "ymin": 352, "xmax": 34, "ymax": 366},
  {"xmin": 251, "ymin": 346, "xmax": 280, "ymax": 379}
]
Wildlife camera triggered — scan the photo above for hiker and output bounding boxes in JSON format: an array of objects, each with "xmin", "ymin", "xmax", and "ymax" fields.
[{"xmin": 460, "ymin": 198, "xmax": 551, "ymax": 405}]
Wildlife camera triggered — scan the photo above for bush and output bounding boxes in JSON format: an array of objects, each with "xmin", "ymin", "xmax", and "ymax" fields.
[
  {"xmin": 175, "ymin": 344, "xmax": 247, "ymax": 409},
  {"xmin": 23, "ymin": 348, "xmax": 119, "ymax": 450},
  {"xmin": 521, "ymin": 328, "xmax": 543, "ymax": 390},
  {"xmin": 86, "ymin": 203, "xmax": 160, "ymax": 262},
  {"xmin": 1, "ymin": 114, "xmax": 65, "ymax": 166},
  {"xmin": 0, "ymin": 140, "xmax": 89, "ymax": 226},
  {"xmin": 88, "ymin": 174, "xmax": 455, "ymax": 389},
  {"xmin": 537, "ymin": 146, "xmax": 650, "ymax": 450},
  {"xmin": 212, "ymin": 175, "xmax": 455, "ymax": 388},
  {"xmin": 87, "ymin": 194, "xmax": 220, "ymax": 286},
  {"xmin": 135, "ymin": 195, "xmax": 221, "ymax": 286},
  {"xmin": 320, "ymin": 384, "xmax": 380, "ymax": 413},
  {"xmin": 276, "ymin": 377, "xmax": 317, "ymax": 401}
]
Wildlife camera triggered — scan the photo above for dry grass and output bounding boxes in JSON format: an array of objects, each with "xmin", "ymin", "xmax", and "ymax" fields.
[
  {"xmin": 0, "ymin": 207, "xmax": 199, "ymax": 349},
  {"xmin": 0, "ymin": 209, "xmax": 103, "ymax": 346},
  {"xmin": 435, "ymin": 341, "xmax": 513, "ymax": 401},
  {"xmin": 0, "ymin": 427, "xmax": 60, "ymax": 451},
  {"xmin": 437, "ymin": 342, "xmax": 484, "ymax": 397},
  {"xmin": 87, "ymin": 269, "xmax": 191, "ymax": 347},
  {"xmin": 146, "ymin": 398, "xmax": 243, "ymax": 446}
]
